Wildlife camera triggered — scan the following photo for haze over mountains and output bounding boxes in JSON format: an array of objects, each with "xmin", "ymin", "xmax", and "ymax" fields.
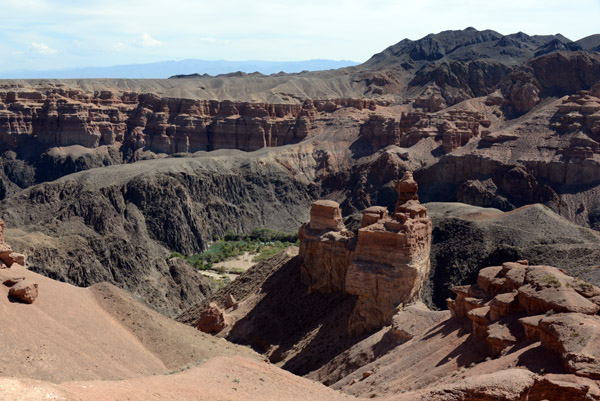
[{"xmin": 0, "ymin": 59, "xmax": 359, "ymax": 79}]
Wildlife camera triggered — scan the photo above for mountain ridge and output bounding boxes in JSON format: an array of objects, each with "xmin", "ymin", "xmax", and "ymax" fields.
[{"xmin": 0, "ymin": 58, "xmax": 359, "ymax": 79}]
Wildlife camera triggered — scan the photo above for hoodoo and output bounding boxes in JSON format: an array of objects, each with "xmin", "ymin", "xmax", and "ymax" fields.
[{"xmin": 298, "ymin": 171, "xmax": 432, "ymax": 335}]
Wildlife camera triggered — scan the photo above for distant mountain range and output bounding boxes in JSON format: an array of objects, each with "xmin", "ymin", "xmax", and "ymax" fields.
[{"xmin": 0, "ymin": 59, "xmax": 359, "ymax": 79}]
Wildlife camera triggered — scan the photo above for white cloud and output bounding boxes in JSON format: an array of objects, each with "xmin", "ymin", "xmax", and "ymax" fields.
[
  {"xmin": 113, "ymin": 41, "xmax": 126, "ymax": 51},
  {"xmin": 29, "ymin": 42, "xmax": 57, "ymax": 55},
  {"xmin": 0, "ymin": 0, "xmax": 599, "ymax": 70},
  {"xmin": 137, "ymin": 33, "xmax": 163, "ymax": 48}
]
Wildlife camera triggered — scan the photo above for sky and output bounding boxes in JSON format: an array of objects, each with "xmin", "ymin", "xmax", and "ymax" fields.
[{"xmin": 1, "ymin": 0, "xmax": 599, "ymax": 72}]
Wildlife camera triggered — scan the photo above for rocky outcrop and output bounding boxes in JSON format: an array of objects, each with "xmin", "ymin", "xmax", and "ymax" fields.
[
  {"xmin": 448, "ymin": 261, "xmax": 600, "ymax": 379},
  {"xmin": 408, "ymin": 59, "xmax": 512, "ymax": 104},
  {"xmin": 0, "ymin": 88, "xmax": 385, "ymax": 156},
  {"xmin": 500, "ymin": 51, "xmax": 600, "ymax": 115},
  {"xmin": 197, "ymin": 302, "xmax": 226, "ymax": 334},
  {"xmin": 360, "ymin": 109, "xmax": 489, "ymax": 152},
  {"xmin": 538, "ymin": 313, "xmax": 600, "ymax": 380},
  {"xmin": 345, "ymin": 172, "xmax": 432, "ymax": 335},
  {"xmin": 549, "ymin": 91, "xmax": 600, "ymax": 161},
  {"xmin": 299, "ymin": 172, "xmax": 432, "ymax": 336},
  {"xmin": 298, "ymin": 200, "xmax": 354, "ymax": 293},
  {"xmin": 0, "ymin": 217, "xmax": 37, "ymax": 304}
]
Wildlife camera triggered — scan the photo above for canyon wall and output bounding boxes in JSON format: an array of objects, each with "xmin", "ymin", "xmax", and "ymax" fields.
[{"xmin": 0, "ymin": 87, "xmax": 384, "ymax": 154}]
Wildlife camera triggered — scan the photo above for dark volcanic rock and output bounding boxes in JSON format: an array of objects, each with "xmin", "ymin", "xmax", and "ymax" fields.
[
  {"xmin": 409, "ymin": 60, "xmax": 512, "ymax": 101},
  {"xmin": 0, "ymin": 153, "xmax": 317, "ymax": 316},
  {"xmin": 424, "ymin": 203, "xmax": 600, "ymax": 309}
]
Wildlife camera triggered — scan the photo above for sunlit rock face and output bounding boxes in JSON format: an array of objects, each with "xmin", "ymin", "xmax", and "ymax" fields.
[{"xmin": 299, "ymin": 172, "xmax": 432, "ymax": 336}]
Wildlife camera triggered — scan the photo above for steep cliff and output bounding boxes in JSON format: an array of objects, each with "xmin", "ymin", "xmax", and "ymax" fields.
[
  {"xmin": 0, "ymin": 151, "xmax": 318, "ymax": 315},
  {"xmin": 297, "ymin": 172, "xmax": 432, "ymax": 336}
]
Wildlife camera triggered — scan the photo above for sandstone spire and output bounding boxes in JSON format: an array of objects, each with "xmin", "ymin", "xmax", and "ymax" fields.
[
  {"xmin": 298, "ymin": 171, "xmax": 433, "ymax": 336},
  {"xmin": 394, "ymin": 171, "xmax": 419, "ymax": 207}
]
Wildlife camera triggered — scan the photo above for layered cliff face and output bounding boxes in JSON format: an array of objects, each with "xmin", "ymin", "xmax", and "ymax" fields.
[
  {"xmin": 448, "ymin": 261, "xmax": 600, "ymax": 380},
  {"xmin": 298, "ymin": 172, "xmax": 432, "ymax": 336},
  {"xmin": 360, "ymin": 108, "xmax": 490, "ymax": 152},
  {"xmin": 298, "ymin": 200, "xmax": 354, "ymax": 293},
  {"xmin": 346, "ymin": 172, "xmax": 432, "ymax": 335},
  {"xmin": 0, "ymin": 88, "xmax": 324, "ymax": 154}
]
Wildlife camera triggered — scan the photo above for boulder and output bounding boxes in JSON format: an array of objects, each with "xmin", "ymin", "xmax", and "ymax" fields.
[
  {"xmin": 8, "ymin": 281, "xmax": 38, "ymax": 304},
  {"xmin": 0, "ymin": 252, "xmax": 27, "ymax": 267},
  {"xmin": 196, "ymin": 303, "xmax": 226, "ymax": 334}
]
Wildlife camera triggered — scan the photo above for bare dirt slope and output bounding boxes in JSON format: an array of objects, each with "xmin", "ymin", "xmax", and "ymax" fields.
[
  {"xmin": 0, "ymin": 264, "xmax": 257, "ymax": 383},
  {"xmin": 178, "ymin": 247, "xmax": 364, "ymax": 377},
  {"xmin": 0, "ymin": 71, "xmax": 371, "ymax": 104},
  {"xmin": 0, "ymin": 356, "xmax": 354, "ymax": 401}
]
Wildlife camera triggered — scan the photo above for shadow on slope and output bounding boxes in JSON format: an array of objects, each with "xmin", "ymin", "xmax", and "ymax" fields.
[{"xmin": 226, "ymin": 254, "xmax": 362, "ymax": 376}]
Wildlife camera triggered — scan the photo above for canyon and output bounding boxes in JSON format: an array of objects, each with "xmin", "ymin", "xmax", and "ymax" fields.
[{"xmin": 1, "ymin": 27, "xmax": 600, "ymax": 400}]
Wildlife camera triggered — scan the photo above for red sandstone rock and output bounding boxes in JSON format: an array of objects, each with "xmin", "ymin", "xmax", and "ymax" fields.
[
  {"xmin": 346, "ymin": 172, "xmax": 432, "ymax": 336},
  {"xmin": 451, "ymin": 260, "xmax": 600, "ymax": 379},
  {"xmin": 519, "ymin": 315, "xmax": 544, "ymax": 341},
  {"xmin": 196, "ymin": 303, "xmax": 226, "ymax": 334},
  {"xmin": 359, "ymin": 108, "xmax": 486, "ymax": 152},
  {"xmin": 447, "ymin": 284, "xmax": 488, "ymax": 318},
  {"xmin": 489, "ymin": 291, "xmax": 521, "ymax": 321},
  {"xmin": 299, "ymin": 172, "xmax": 432, "ymax": 336},
  {"xmin": 8, "ymin": 281, "xmax": 38, "ymax": 304},
  {"xmin": 538, "ymin": 313, "xmax": 600, "ymax": 379},
  {"xmin": 1, "ymin": 252, "xmax": 26, "ymax": 267},
  {"xmin": 0, "ymin": 89, "xmax": 329, "ymax": 152},
  {"xmin": 486, "ymin": 320, "xmax": 519, "ymax": 356},
  {"xmin": 298, "ymin": 200, "xmax": 353, "ymax": 294},
  {"xmin": 518, "ymin": 266, "xmax": 600, "ymax": 315},
  {"xmin": 360, "ymin": 206, "xmax": 388, "ymax": 228},
  {"xmin": 306, "ymin": 200, "xmax": 345, "ymax": 232}
]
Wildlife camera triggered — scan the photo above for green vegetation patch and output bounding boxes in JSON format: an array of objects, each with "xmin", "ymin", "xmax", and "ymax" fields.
[{"xmin": 169, "ymin": 228, "xmax": 298, "ymax": 272}]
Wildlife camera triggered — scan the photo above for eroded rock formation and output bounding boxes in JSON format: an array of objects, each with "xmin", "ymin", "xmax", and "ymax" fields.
[
  {"xmin": 299, "ymin": 171, "xmax": 432, "ymax": 335},
  {"xmin": 0, "ymin": 217, "xmax": 37, "ymax": 303},
  {"xmin": 0, "ymin": 88, "xmax": 386, "ymax": 155},
  {"xmin": 197, "ymin": 302, "xmax": 226, "ymax": 334},
  {"xmin": 360, "ymin": 109, "xmax": 490, "ymax": 152},
  {"xmin": 298, "ymin": 200, "xmax": 354, "ymax": 293},
  {"xmin": 0, "ymin": 89, "xmax": 315, "ymax": 153},
  {"xmin": 448, "ymin": 261, "xmax": 600, "ymax": 379}
]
